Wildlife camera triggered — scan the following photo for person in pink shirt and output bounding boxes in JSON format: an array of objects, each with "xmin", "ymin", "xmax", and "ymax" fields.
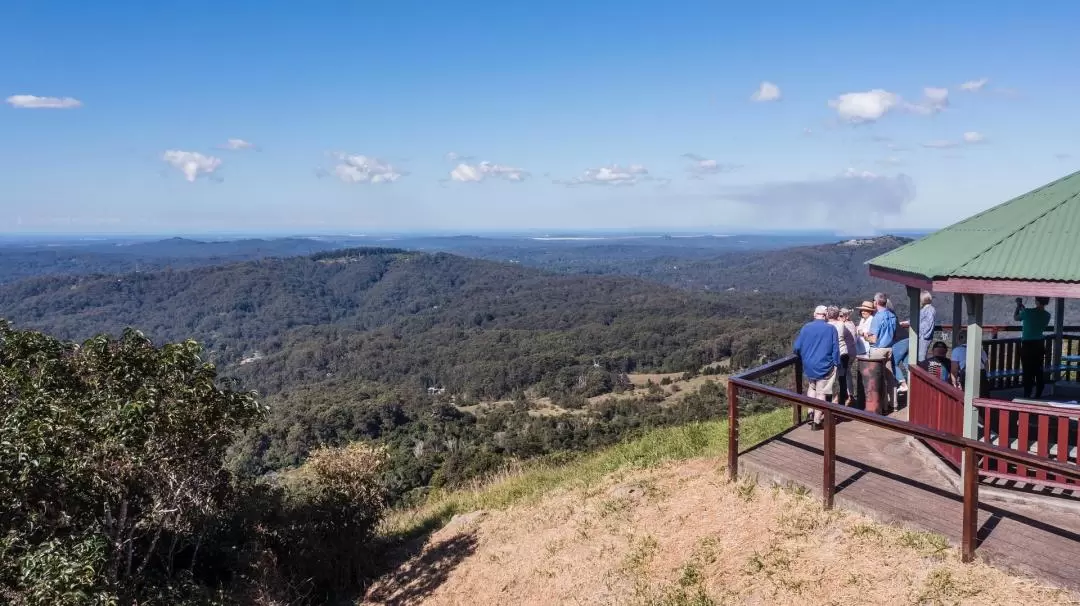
[{"xmin": 828, "ymin": 306, "xmax": 858, "ymax": 406}]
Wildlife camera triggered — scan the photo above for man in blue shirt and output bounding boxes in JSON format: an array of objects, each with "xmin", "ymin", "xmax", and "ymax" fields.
[
  {"xmin": 793, "ymin": 305, "xmax": 840, "ymax": 430},
  {"xmin": 868, "ymin": 292, "xmax": 898, "ymax": 350}
]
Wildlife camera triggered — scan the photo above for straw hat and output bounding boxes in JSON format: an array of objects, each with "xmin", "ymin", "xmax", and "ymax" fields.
[{"xmin": 856, "ymin": 301, "xmax": 875, "ymax": 312}]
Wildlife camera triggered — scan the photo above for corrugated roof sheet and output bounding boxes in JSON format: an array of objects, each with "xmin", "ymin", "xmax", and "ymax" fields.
[{"xmin": 868, "ymin": 169, "xmax": 1080, "ymax": 282}]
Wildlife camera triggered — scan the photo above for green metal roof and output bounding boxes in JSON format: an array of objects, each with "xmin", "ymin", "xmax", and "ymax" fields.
[{"xmin": 868, "ymin": 169, "xmax": 1080, "ymax": 282}]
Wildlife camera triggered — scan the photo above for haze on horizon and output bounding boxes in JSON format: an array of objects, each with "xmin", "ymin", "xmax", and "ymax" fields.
[{"xmin": 2, "ymin": 1, "xmax": 1078, "ymax": 235}]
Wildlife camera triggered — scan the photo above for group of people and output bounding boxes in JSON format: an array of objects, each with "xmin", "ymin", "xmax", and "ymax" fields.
[{"xmin": 791, "ymin": 291, "xmax": 1055, "ymax": 430}]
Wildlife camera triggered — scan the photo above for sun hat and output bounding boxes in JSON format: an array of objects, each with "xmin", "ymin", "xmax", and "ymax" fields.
[
  {"xmin": 813, "ymin": 305, "xmax": 828, "ymax": 316},
  {"xmin": 856, "ymin": 301, "xmax": 875, "ymax": 312}
]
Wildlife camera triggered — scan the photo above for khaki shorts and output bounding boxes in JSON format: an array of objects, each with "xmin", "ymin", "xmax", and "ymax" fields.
[{"xmin": 807, "ymin": 368, "xmax": 837, "ymax": 398}]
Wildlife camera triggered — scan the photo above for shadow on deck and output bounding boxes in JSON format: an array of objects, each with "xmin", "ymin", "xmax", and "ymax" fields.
[{"xmin": 740, "ymin": 409, "xmax": 1080, "ymax": 591}]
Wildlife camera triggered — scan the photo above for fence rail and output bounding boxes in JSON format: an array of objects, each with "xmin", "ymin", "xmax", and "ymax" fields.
[{"xmin": 727, "ymin": 355, "xmax": 1080, "ymax": 562}]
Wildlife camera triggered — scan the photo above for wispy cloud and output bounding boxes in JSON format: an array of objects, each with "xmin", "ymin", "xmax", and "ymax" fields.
[
  {"xmin": 162, "ymin": 150, "xmax": 223, "ymax": 182},
  {"xmin": 682, "ymin": 153, "xmax": 738, "ymax": 178},
  {"xmin": 6, "ymin": 94, "xmax": 83, "ymax": 109},
  {"xmin": 751, "ymin": 81, "xmax": 781, "ymax": 102},
  {"xmin": 908, "ymin": 87, "xmax": 949, "ymax": 115},
  {"xmin": 720, "ymin": 169, "xmax": 915, "ymax": 233},
  {"xmin": 922, "ymin": 140, "xmax": 960, "ymax": 149},
  {"xmin": 556, "ymin": 164, "xmax": 652, "ymax": 186},
  {"xmin": 1054, "ymin": 153, "xmax": 1071, "ymax": 160},
  {"xmin": 921, "ymin": 131, "xmax": 987, "ymax": 149},
  {"xmin": 220, "ymin": 138, "xmax": 256, "ymax": 151},
  {"xmin": 449, "ymin": 160, "xmax": 529, "ymax": 183},
  {"xmin": 320, "ymin": 153, "xmax": 404, "ymax": 184},
  {"xmin": 959, "ymin": 78, "xmax": 989, "ymax": 92},
  {"xmin": 962, "ymin": 131, "xmax": 986, "ymax": 144}
]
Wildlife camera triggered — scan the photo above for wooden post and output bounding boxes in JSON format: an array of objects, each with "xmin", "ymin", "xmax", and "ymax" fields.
[
  {"xmin": 962, "ymin": 445, "xmax": 979, "ymax": 562},
  {"xmin": 823, "ymin": 409, "xmax": 835, "ymax": 510},
  {"xmin": 1054, "ymin": 298, "xmax": 1066, "ymax": 382},
  {"xmin": 727, "ymin": 381, "xmax": 739, "ymax": 482},
  {"xmin": 951, "ymin": 295, "xmax": 963, "ymax": 348},
  {"xmin": 907, "ymin": 286, "xmax": 921, "ymax": 363},
  {"xmin": 793, "ymin": 357, "xmax": 803, "ymax": 426},
  {"xmin": 963, "ymin": 323, "xmax": 983, "ymax": 441}
]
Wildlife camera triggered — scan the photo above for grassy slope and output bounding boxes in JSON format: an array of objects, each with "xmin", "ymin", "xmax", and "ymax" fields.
[{"xmin": 384, "ymin": 409, "xmax": 791, "ymax": 539}]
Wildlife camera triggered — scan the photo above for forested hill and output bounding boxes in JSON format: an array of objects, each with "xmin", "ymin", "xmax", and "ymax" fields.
[
  {"xmin": 0, "ymin": 247, "xmax": 802, "ymax": 397},
  {"xmin": 0, "ymin": 237, "xmax": 342, "ymax": 284}
]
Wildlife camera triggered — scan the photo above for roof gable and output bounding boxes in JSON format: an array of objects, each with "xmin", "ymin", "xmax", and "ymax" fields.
[{"xmin": 868, "ymin": 169, "xmax": 1080, "ymax": 282}]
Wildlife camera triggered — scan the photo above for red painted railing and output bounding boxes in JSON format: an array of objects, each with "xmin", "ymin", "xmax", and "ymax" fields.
[
  {"xmin": 976, "ymin": 397, "xmax": 1080, "ymax": 490},
  {"xmin": 907, "ymin": 365, "xmax": 965, "ymax": 467}
]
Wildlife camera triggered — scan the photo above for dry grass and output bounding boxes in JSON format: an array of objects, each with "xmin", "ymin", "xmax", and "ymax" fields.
[
  {"xmin": 365, "ymin": 407, "xmax": 1078, "ymax": 605},
  {"xmin": 364, "ymin": 457, "xmax": 1078, "ymax": 605}
]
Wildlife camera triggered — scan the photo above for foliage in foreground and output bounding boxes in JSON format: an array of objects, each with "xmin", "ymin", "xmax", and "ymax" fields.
[{"xmin": 0, "ymin": 323, "xmax": 389, "ymax": 605}]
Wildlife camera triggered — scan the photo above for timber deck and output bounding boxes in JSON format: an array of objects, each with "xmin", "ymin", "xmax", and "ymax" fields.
[{"xmin": 740, "ymin": 408, "xmax": 1080, "ymax": 591}]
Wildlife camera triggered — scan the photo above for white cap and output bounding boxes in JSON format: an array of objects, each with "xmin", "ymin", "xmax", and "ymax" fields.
[{"xmin": 814, "ymin": 305, "xmax": 828, "ymax": 316}]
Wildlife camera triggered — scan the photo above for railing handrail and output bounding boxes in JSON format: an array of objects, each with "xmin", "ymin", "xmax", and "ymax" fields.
[
  {"xmin": 933, "ymin": 324, "xmax": 1080, "ymax": 332},
  {"xmin": 974, "ymin": 397, "xmax": 1080, "ymax": 417},
  {"xmin": 729, "ymin": 370, "xmax": 1080, "ymax": 487},
  {"xmin": 908, "ymin": 364, "xmax": 963, "ymax": 400},
  {"xmin": 730, "ymin": 354, "xmax": 798, "ymax": 381}
]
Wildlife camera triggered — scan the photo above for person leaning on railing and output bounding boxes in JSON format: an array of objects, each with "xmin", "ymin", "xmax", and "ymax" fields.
[
  {"xmin": 1014, "ymin": 297, "xmax": 1052, "ymax": 399},
  {"xmin": 950, "ymin": 330, "xmax": 989, "ymax": 397}
]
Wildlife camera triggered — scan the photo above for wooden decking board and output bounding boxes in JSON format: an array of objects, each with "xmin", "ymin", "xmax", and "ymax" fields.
[{"xmin": 739, "ymin": 413, "xmax": 1080, "ymax": 590}]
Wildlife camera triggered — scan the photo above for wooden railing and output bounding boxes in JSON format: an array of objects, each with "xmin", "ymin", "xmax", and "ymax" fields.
[
  {"xmin": 907, "ymin": 365, "xmax": 965, "ymax": 467},
  {"xmin": 976, "ymin": 398, "xmax": 1080, "ymax": 490},
  {"xmin": 924, "ymin": 328, "xmax": 1080, "ymax": 391},
  {"xmin": 728, "ymin": 355, "xmax": 1080, "ymax": 562}
]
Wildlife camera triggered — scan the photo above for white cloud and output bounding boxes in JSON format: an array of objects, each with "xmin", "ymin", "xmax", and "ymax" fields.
[
  {"xmin": 558, "ymin": 164, "xmax": 651, "ymax": 186},
  {"xmin": 1055, "ymin": 153, "xmax": 1071, "ymax": 160},
  {"xmin": 162, "ymin": 150, "xmax": 223, "ymax": 182},
  {"xmin": 449, "ymin": 160, "xmax": 529, "ymax": 183},
  {"xmin": 828, "ymin": 89, "xmax": 900, "ymax": 122},
  {"xmin": 803, "ymin": 127, "xmax": 814, "ymax": 136},
  {"xmin": 721, "ymin": 169, "xmax": 915, "ymax": 233},
  {"xmin": 962, "ymin": 131, "xmax": 986, "ymax": 144},
  {"xmin": 877, "ymin": 156, "xmax": 904, "ymax": 166},
  {"xmin": 682, "ymin": 153, "xmax": 737, "ymax": 178},
  {"xmin": 221, "ymin": 138, "xmax": 256, "ymax": 150},
  {"xmin": 751, "ymin": 81, "xmax": 781, "ymax": 102},
  {"xmin": 6, "ymin": 94, "xmax": 83, "ymax": 109},
  {"xmin": 959, "ymin": 78, "xmax": 989, "ymax": 92},
  {"xmin": 324, "ymin": 153, "xmax": 404, "ymax": 184}
]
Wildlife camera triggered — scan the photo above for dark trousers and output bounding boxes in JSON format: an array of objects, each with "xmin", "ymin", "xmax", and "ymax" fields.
[
  {"xmin": 1020, "ymin": 340, "xmax": 1046, "ymax": 399},
  {"xmin": 837, "ymin": 354, "xmax": 851, "ymax": 404}
]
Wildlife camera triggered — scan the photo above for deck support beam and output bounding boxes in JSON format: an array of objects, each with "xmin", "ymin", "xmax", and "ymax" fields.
[
  {"xmin": 1054, "ymin": 298, "xmax": 1066, "ymax": 383},
  {"xmin": 962, "ymin": 295, "xmax": 984, "ymax": 490},
  {"xmin": 951, "ymin": 295, "xmax": 963, "ymax": 347},
  {"xmin": 727, "ymin": 381, "xmax": 739, "ymax": 482},
  {"xmin": 823, "ymin": 409, "xmax": 835, "ymax": 510},
  {"xmin": 907, "ymin": 286, "xmax": 921, "ymax": 364},
  {"xmin": 962, "ymin": 445, "xmax": 979, "ymax": 562}
]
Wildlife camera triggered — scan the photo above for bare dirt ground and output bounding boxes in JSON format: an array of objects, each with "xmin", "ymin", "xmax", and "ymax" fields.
[{"xmin": 361, "ymin": 458, "xmax": 1077, "ymax": 605}]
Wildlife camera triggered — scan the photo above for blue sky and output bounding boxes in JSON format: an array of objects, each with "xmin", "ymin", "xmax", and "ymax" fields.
[{"xmin": 2, "ymin": 1, "xmax": 1078, "ymax": 234}]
